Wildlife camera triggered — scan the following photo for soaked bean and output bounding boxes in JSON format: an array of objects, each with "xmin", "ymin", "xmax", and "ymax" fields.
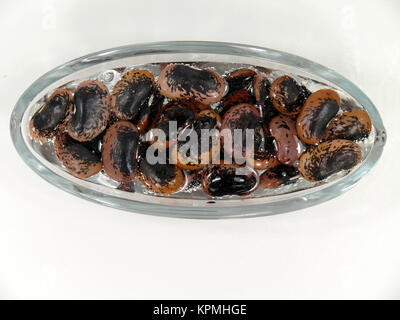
[
  {"xmin": 149, "ymin": 100, "xmax": 198, "ymax": 150},
  {"xmin": 225, "ymin": 68, "xmax": 257, "ymax": 93},
  {"xmin": 137, "ymin": 155, "xmax": 185, "ymax": 194},
  {"xmin": 135, "ymin": 92, "xmax": 165, "ymax": 134},
  {"xmin": 221, "ymin": 103, "xmax": 261, "ymax": 159},
  {"xmin": 80, "ymin": 130, "xmax": 105, "ymax": 158},
  {"xmin": 196, "ymin": 109, "xmax": 221, "ymax": 128},
  {"xmin": 102, "ymin": 121, "xmax": 139, "ymax": 183},
  {"xmin": 149, "ymin": 119, "xmax": 178, "ymax": 150},
  {"xmin": 296, "ymin": 89, "xmax": 341, "ymax": 145},
  {"xmin": 111, "ymin": 69, "xmax": 155, "ymax": 120},
  {"xmin": 259, "ymin": 157, "xmax": 299, "ymax": 189},
  {"xmin": 202, "ymin": 164, "xmax": 258, "ymax": 197},
  {"xmin": 253, "ymin": 73, "xmax": 277, "ymax": 123},
  {"xmin": 253, "ymin": 73, "xmax": 270, "ymax": 106},
  {"xmin": 323, "ymin": 110, "xmax": 372, "ymax": 141},
  {"xmin": 246, "ymin": 126, "xmax": 276, "ymax": 170},
  {"xmin": 158, "ymin": 100, "xmax": 197, "ymax": 125},
  {"xmin": 157, "ymin": 64, "xmax": 226, "ymax": 104},
  {"xmin": 269, "ymin": 115, "xmax": 304, "ymax": 165},
  {"xmin": 173, "ymin": 128, "xmax": 220, "ymax": 171},
  {"xmin": 173, "ymin": 109, "xmax": 221, "ymax": 170},
  {"xmin": 68, "ymin": 80, "xmax": 111, "ymax": 142},
  {"xmin": 29, "ymin": 89, "xmax": 73, "ymax": 142},
  {"xmin": 194, "ymin": 102, "xmax": 212, "ymax": 111},
  {"xmin": 54, "ymin": 132, "xmax": 102, "ymax": 178},
  {"xmin": 217, "ymin": 89, "xmax": 254, "ymax": 117},
  {"xmin": 270, "ymin": 76, "xmax": 309, "ymax": 116},
  {"xmin": 298, "ymin": 139, "xmax": 362, "ymax": 181}
]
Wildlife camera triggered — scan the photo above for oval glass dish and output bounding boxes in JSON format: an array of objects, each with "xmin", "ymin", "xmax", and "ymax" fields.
[{"xmin": 10, "ymin": 41, "xmax": 386, "ymax": 219}]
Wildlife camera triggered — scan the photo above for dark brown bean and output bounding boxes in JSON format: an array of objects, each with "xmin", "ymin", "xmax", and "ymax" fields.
[
  {"xmin": 157, "ymin": 64, "xmax": 226, "ymax": 104},
  {"xmin": 193, "ymin": 101, "xmax": 212, "ymax": 111},
  {"xmin": 270, "ymin": 76, "xmax": 308, "ymax": 116},
  {"xmin": 296, "ymin": 89, "xmax": 341, "ymax": 145},
  {"xmin": 253, "ymin": 73, "xmax": 277, "ymax": 124},
  {"xmin": 137, "ymin": 155, "xmax": 185, "ymax": 194},
  {"xmin": 246, "ymin": 125, "xmax": 275, "ymax": 170},
  {"xmin": 135, "ymin": 92, "xmax": 165, "ymax": 134},
  {"xmin": 259, "ymin": 157, "xmax": 299, "ymax": 189},
  {"xmin": 217, "ymin": 89, "xmax": 254, "ymax": 117},
  {"xmin": 298, "ymin": 139, "xmax": 362, "ymax": 181},
  {"xmin": 323, "ymin": 110, "xmax": 372, "ymax": 141},
  {"xmin": 225, "ymin": 68, "xmax": 257, "ymax": 93},
  {"xmin": 29, "ymin": 89, "xmax": 73, "ymax": 142},
  {"xmin": 172, "ymin": 109, "xmax": 221, "ymax": 170},
  {"xmin": 148, "ymin": 119, "xmax": 177, "ymax": 150},
  {"xmin": 102, "ymin": 121, "xmax": 139, "ymax": 183},
  {"xmin": 201, "ymin": 164, "xmax": 258, "ymax": 197},
  {"xmin": 68, "ymin": 80, "xmax": 111, "ymax": 142},
  {"xmin": 111, "ymin": 69, "xmax": 155, "ymax": 120},
  {"xmin": 196, "ymin": 109, "xmax": 221, "ymax": 129},
  {"xmin": 221, "ymin": 103, "xmax": 261, "ymax": 159},
  {"xmin": 269, "ymin": 115, "xmax": 304, "ymax": 165},
  {"xmin": 54, "ymin": 132, "xmax": 102, "ymax": 178},
  {"xmin": 148, "ymin": 100, "xmax": 198, "ymax": 150},
  {"xmin": 253, "ymin": 73, "xmax": 270, "ymax": 106},
  {"xmin": 157, "ymin": 100, "xmax": 197, "ymax": 125}
]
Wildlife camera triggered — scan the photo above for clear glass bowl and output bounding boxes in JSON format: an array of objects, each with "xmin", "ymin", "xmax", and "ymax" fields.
[{"xmin": 10, "ymin": 41, "xmax": 386, "ymax": 218}]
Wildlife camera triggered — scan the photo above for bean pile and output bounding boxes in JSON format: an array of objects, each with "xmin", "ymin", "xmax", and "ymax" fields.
[{"xmin": 29, "ymin": 63, "xmax": 372, "ymax": 197}]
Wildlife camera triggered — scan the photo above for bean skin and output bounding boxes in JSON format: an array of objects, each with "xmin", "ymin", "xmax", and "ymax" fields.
[
  {"xmin": 270, "ymin": 76, "xmax": 308, "ymax": 116},
  {"xmin": 148, "ymin": 100, "xmax": 198, "ymax": 150},
  {"xmin": 193, "ymin": 101, "xmax": 212, "ymax": 111},
  {"xmin": 196, "ymin": 109, "xmax": 221, "ymax": 127},
  {"xmin": 135, "ymin": 92, "xmax": 165, "ymax": 134},
  {"xmin": 111, "ymin": 69, "xmax": 155, "ymax": 120},
  {"xmin": 296, "ymin": 89, "xmax": 341, "ymax": 145},
  {"xmin": 54, "ymin": 132, "xmax": 102, "ymax": 178},
  {"xmin": 225, "ymin": 68, "xmax": 257, "ymax": 93},
  {"xmin": 102, "ymin": 121, "xmax": 139, "ymax": 183},
  {"xmin": 201, "ymin": 164, "xmax": 258, "ymax": 197},
  {"xmin": 173, "ymin": 128, "xmax": 220, "ymax": 171},
  {"xmin": 137, "ymin": 156, "xmax": 185, "ymax": 195},
  {"xmin": 221, "ymin": 103, "xmax": 261, "ymax": 159},
  {"xmin": 217, "ymin": 89, "xmax": 254, "ymax": 117},
  {"xmin": 148, "ymin": 119, "xmax": 177, "ymax": 151},
  {"xmin": 269, "ymin": 115, "xmax": 304, "ymax": 165},
  {"xmin": 259, "ymin": 157, "xmax": 299, "ymax": 189},
  {"xmin": 29, "ymin": 89, "xmax": 73, "ymax": 142},
  {"xmin": 298, "ymin": 139, "xmax": 362, "ymax": 182},
  {"xmin": 323, "ymin": 110, "xmax": 372, "ymax": 141},
  {"xmin": 253, "ymin": 73, "xmax": 270, "ymax": 106},
  {"xmin": 157, "ymin": 100, "xmax": 197, "ymax": 126},
  {"xmin": 246, "ymin": 126, "xmax": 276, "ymax": 170},
  {"xmin": 68, "ymin": 80, "xmax": 111, "ymax": 142},
  {"xmin": 173, "ymin": 109, "xmax": 221, "ymax": 170},
  {"xmin": 253, "ymin": 72, "xmax": 277, "ymax": 125},
  {"xmin": 157, "ymin": 64, "xmax": 226, "ymax": 104}
]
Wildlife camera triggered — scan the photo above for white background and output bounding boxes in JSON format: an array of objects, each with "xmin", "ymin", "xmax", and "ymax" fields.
[{"xmin": 0, "ymin": 0, "xmax": 399, "ymax": 299}]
